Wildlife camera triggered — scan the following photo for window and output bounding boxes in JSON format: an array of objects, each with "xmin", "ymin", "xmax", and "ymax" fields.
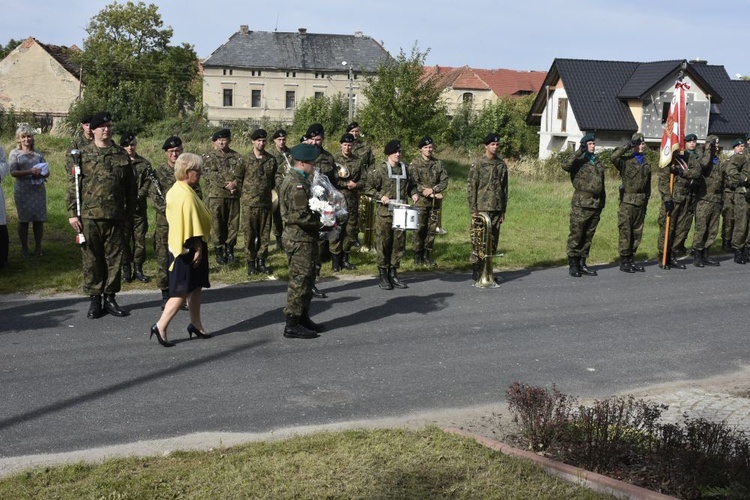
[
  {"xmin": 223, "ymin": 89, "xmax": 233, "ymax": 107},
  {"xmin": 462, "ymin": 92, "xmax": 474, "ymax": 103},
  {"xmin": 315, "ymin": 72, "xmax": 326, "ymax": 79},
  {"xmin": 251, "ymin": 70, "xmax": 262, "ymax": 77},
  {"xmin": 252, "ymin": 89, "xmax": 261, "ymax": 107},
  {"xmin": 661, "ymin": 102, "xmax": 671, "ymax": 124},
  {"xmin": 314, "ymin": 92, "xmax": 324, "ymax": 99},
  {"xmin": 285, "ymin": 91, "xmax": 296, "ymax": 109},
  {"xmin": 286, "ymin": 71, "xmax": 296, "ymax": 78},
  {"xmin": 557, "ymin": 98, "xmax": 568, "ymax": 132},
  {"xmin": 222, "ymin": 69, "xmax": 233, "ymax": 76}
]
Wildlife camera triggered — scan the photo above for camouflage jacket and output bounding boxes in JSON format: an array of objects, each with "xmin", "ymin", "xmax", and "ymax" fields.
[
  {"xmin": 270, "ymin": 146, "xmax": 293, "ymax": 189},
  {"xmin": 147, "ymin": 164, "xmax": 177, "ymax": 226},
  {"xmin": 610, "ymin": 146, "xmax": 651, "ymax": 207},
  {"xmin": 315, "ymin": 147, "xmax": 339, "ymax": 187},
  {"xmin": 238, "ymin": 150, "xmax": 278, "ymax": 207},
  {"xmin": 352, "ymin": 139, "xmax": 375, "ymax": 173},
  {"xmin": 202, "ymin": 148, "xmax": 243, "ymax": 199},
  {"xmin": 467, "ymin": 154, "xmax": 508, "ymax": 213},
  {"xmin": 333, "ymin": 151, "xmax": 366, "ymax": 195},
  {"xmin": 366, "ymin": 161, "xmax": 415, "ymax": 217},
  {"xmin": 65, "ymin": 132, "xmax": 93, "ymax": 172},
  {"xmin": 696, "ymin": 154, "xmax": 724, "ymax": 203},
  {"xmin": 66, "ymin": 142, "xmax": 136, "ymax": 221},
  {"xmin": 130, "ymin": 153, "xmax": 152, "ymax": 201},
  {"xmin": 725, "ymin": 151, "xmax": 750, "ymax": 194},
  {"xmin": 658, "ymin": 149, "xmax": 705, "ymax": 203},
  {"xmin": 410, "ymin": 156, "xmax": 449, "ymax": 208},
  {"xmin": 280, "ymin": 168, "xmax": 321, "ymax": 242},
  {"xmin": 563, "ymin": 150, "xmax": 605, "ymax": 209}
]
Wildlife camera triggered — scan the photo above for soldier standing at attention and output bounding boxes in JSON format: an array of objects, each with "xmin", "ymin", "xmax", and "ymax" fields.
[
  {"xmin": 237, "ymin": 129, "xmax": 278, "ymax": 276},
  {"xmin": 279, "ymin": 143, "xmax": 325, "ymax": 339},
  {"xmin": 270, "ymin": 129, "xmax": 292, "ymax": 251},
  {"xmin": 66, "ymin": 115, "xmax": 93, "ymax": 174},
  {"xmin": 203, "ymin": 129, "xmax": 242, "ymax": 265},
  {"xmin": 467, "ymin": 133, "xmax": 507, "ymax": 282},
  {"xmin": 66, "ymin": 112, "xmax": 136, "ymax": 319},
  {"xmin": 331, "ymin": 133, "xmax": 364, "ymax": 271},
  {"xmin": 726, "ymin": 134, "xmax": 750, "ymax": 264},
  {"xmin": 691, "ymin": 135, "xmax": 722, "ymax": 267},
  {"xmin": 411, "ymin": 136, "xmax": 449, "ymax": 267},
  {"xmin": 120, "ymin": 134, "xmax": 152, "ymax": 283},
  {"xmin": 563, "ymin": 134, "xmax": 605, "ymax": 277},
  {"xmin": 610, "ymin": 133, "xmax": 651, "ymax": 273},
  {"xmin": 348, "ymin": 122, "xmax": 375, "ymax": 248},
  {"xmin": 367, "ymin": 140, "xmax": 414, "ymax": 290},
  {"xmin": 721, "ymin": 138, "xmax": 744, "ymax": 251}
]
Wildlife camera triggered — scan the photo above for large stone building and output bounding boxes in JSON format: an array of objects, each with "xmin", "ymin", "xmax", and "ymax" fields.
[{"xmin": 202, "ymin": 26, "xmax": 391, "ymax": 125}]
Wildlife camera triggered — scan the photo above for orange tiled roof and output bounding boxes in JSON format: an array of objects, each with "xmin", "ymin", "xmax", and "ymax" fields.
[{"xmin": 424, "ymin": 65, "xmax": 546, "ymax": 97}]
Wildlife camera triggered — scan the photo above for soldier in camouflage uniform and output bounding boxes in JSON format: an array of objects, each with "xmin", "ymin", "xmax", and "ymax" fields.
[
  {"xmin": 66, "ymin": 112, "xmax": 136, "ymax": 319},
  {"xmin": 690, "ymin": 135, "xmax": 723, "ymax": 267},
  {"xmin": 726, "ymin": 134, "xmax": 750, "ymax": 264},
  {"xmin": 237, "ymin": 129, "xmax": 278, "ymax": 275},
  {"xmin": 348, "ymin": 122, "xmax": 375, "ymax": 248},
  {"xmin": 331, "ymin": 133, "xmax": 364, "ymax": 271},
  {"xmin": 66, "ymin": 115, "xmax": 93, "ymax": 174},
  {"xmin": 563, "ymin": 134, "xmax": 605, "ymax": 277},
  {"xmin": 467, "ymin": 133, "xmax": 507, "ymax": 282},
  {"xmin": 279, "ymin": 143, "xmax": 325, "ymax": 339},
  {"xmin": 120, "ymin": 134, "xmax": 152, "ymax": 283},
  {"xmin": 203, "ymin": 128, "xmax": 242, "ymax": 265},
  {"xmin": 411, "ymin": 136, "xmax": 449, "ymax": 267},
  {"xmin": 610, "ymin": 133, "xmax": 651, "ymax": 273},
  {"xmin": 366, "ymin": 140, "xmax": 414, "ymax": 290},
  {"xmin": 270, "ymin": 129, "xmax": 292, "ymax": 250},
  {"xmin": 721, "ymin": 138, "xmax": 744, "ymax": 250}
]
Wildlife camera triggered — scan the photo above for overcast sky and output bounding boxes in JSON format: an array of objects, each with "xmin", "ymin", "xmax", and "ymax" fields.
[{"xmin": 2, "ymin": 0, "xmax": 747, "ymax": 78}]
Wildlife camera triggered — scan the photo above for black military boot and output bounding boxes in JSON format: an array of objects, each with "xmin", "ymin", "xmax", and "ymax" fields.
[
  {"xmin": 378, "ymin": 267, "xmax": 393, "ymax": 290},
  {"xmin": 629, "ymin": 256, "xmax": 645, "ymax": 272},
  {"xmin": 471, "ymin": 262, "xmax": 481, "ymax": 281},
  {"xmin": 300, "ymin": 308, "xmax": 325, "ymax": 333},
  {"xmin": 225, "ymin": 245, "xmax": 237, "ymax": 264},
  {"xmin": 669, "ymin": 253, "xmax": 686, "ymax": 269},
  {"xmin": 722, "ymin": 240, "xmax": 732, "ymax": 252},
  {"xmin": 103, "ymin": 294, "xmax": 129, "ymax": 317},
  {"xmin": 331, "ymin": 253, "xmax": 342, "ymax": 272},
  {"xmin": 658, "ymin": 251, "xmax": 671, "ymax": 270},
  {"xmin": 214, "ymin": 247, "xmax": 226, "ymax": 265},
  {"xmin": 257, "ymin": 258, "xmax": 271, "ymax": 274},
  {"xmin": 342, "ymin": 252, "xmax": 357, "ymax": 270},
  {"xmin": 734, "ymin": 249, "xmax": 746, "ymax": 264},
  {"xmin": 693, "ymin": 248, "xmax": 704, "ymax": 268},
  {"xmin": 160, "ymin": 289, "xmax": 170, "ymax": 310},
  {"xmin": 423, "ymin": 249, "xmax": 438, "ymax": 267},
  {"xmin": 619, "ymin": 256, "xmax": 635, "ymax": 273},
  {"xmin": 283, "ymin": 315, "xmax": 319, "ymax": 339},
  {"xmin": 133, "ymin": 264, "xmax": 150, "ymax": 283},
  {"xmin": 413, "ymin": 250, "xmax": 423, "ymax": 266},
  {"xmin": 87, "ymin": 294, "xmax": 104, "ymax": 319},
  {"xmin": 121, "ymin": 264, "xmax": 133, "ymax": 283},
  {"xmin": 702, "ymin": 248, "xmax": 720, "ymax": 266},
  {"xmin": 568, "ymin": 256, "xmax": 581, "ymax": 277},
  {"xmin": 388, "ymin": 267, "xmax": 408, "ymax": 289},
  {"xmin": 246, "ymin": 260, "xmax": 257, "ymax": 275},
  {"xmin": 578, "ymin": 257, "xmax": 597, "ymax": 276},
  {"xmin": 312, "ymin": 284, "xmax": 327, "ymax": 298}
]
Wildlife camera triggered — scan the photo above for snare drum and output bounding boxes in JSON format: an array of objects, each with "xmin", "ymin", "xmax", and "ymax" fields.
[{"xmin": 392, "ymin": 206, "xmax": 420, "ymax": 230}]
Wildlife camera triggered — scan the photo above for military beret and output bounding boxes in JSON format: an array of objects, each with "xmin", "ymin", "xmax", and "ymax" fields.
[
  {"xmin": 251, "ymin": 129, "xmax": 268, "ymax": 140},
  {"xmin": 733, "ymin": 138, "xmax": 744, "ymax": 148},
  {"xmin": 306, "ymin": 123, "xmax": 325, "ymax": 138},
  {"xmin": 418, "ymin": 136, "xmax": 434, "ymax": 148},
  {"xmin": 384, "ymin": 139, "xmax": 401, "ymax": 155},
  {"xmin": 89, "ymin": 111, "xmax": 112, "ymax": 130},
  {"xmin": 340, "ymin": 133, "xmax": 355, "ymax": 144},
  {"xmin": 120, "ymin": 133, "xmax": 136, "ymax": 147},
  {"xmin": 684, "ymin": 133, "xmax": 698, "ymax": 142},
  {"xmin": 346, "ymin": 122, "xmax": 359, "ymax": 132},
  {"xmin": 706, "ymin": 135, "xmax": 719, "ymax": 145},
  {"xmin": 81, "ymin": 114, "xmax": 92, "ymax": 124},
  {"xmin": 631, "ymin": 133, "xmax": 644, "ymax": 144},
  {"xmin": 290, "ymin": 143, "xmax": 319, "ymax": 162},
  {"xmin": 483, "ymin": 133, "xmax": 500, "ymax": 145},
  {"xmin": 162, "ymin": 136, "xmax": 182, "ymax": 150},
  {"xmin": 272, "ymin": 129, "xmax": 287, "ymax": 139},
  {"xmin": 212, "ymin": 128, "xmax": 231, "ymax": 141},
  {"xmin": 580, "ymin": 133, "xmax": 596, "ymax": 145}
]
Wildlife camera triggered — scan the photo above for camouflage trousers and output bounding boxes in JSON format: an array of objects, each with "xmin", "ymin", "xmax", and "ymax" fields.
[
  {"xmin": 691, "ymin": 200, "xmax": 721, "ymax": 251},
  {"xmin": 470, "ymin": 211, "xmax": 502, "ymax": 264},
  {"xmin": 721, "ymin": 191, "xmax": 734, "ymax": 245},
  {"xmin": 209, "ymin": 197, "xmax": 240, "ymax": 248},
  {"xmin": 731, "ymin": 193, "xmax": 750, "ymax": 250},
  {"xmin": 283, "ymin": 237, "xmax": 318, "ymax": 317},
  {"xmin": 243, "ymin": 206, "xmax": 271, "ymax": 262},
  {"xmin": 566, "ymin": 206, "xmax": 602, "ymax": 258},
  {"xmin": 122, "ymin": 203, "xmax": 148, "ymax": 266},
  {"xmin": 330, "ymin": 192, "xmax": 359, "ymax": 254},
  {"xmin": 412, "ymin": 202, "xmax": 437, "ymax": 254},
  {"xmin": 617, "ymin": 202, "xmax": 646, "ymax": 257},
  {"xmin": 374, "ymin": 213, "xmax": 405, "ymax": 268},
  {"xmin": 657, "ymin": 198, "xmax": 690, "ymax": 254},
  {"xmin": 153, "ymin": 224, "xmax": 169, "ymax": 291},
  {"xmin": 674, "ymin": 194, "xmax": 696, "ymax": 251},
  {"xmin": 80, "ymin": 218, "xmax": 124, "ymax": 296}
]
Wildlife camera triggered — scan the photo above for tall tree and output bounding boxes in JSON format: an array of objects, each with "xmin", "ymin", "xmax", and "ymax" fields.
[
  {"xmin": 69, "ymin": 1, "xmax": 200, "ymax": 133},
  {"xmin": 0, "ymin": 38, "xmax": 22, "ymax": 60},
  {"xmin": 358, "ymin": 45, "xmax": 448, "ymax": 150},
  {"xmin": 290, "ymin": 93, "xmax": 348, "ymax": 142}
]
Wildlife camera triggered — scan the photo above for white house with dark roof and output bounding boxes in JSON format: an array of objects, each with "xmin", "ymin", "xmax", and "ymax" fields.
[
  {"xmin": 527, "ymin": 58, "xmax": 750, "ymax": 159},
  {"xmin": 202, "ymin": 26, "xmax": 392, "ymax": 125}
]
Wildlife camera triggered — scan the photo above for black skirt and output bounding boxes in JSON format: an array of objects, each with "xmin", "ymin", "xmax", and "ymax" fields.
[{"xmin": 168, "ymin": 241, "xmax": 210, "ymax": 297}]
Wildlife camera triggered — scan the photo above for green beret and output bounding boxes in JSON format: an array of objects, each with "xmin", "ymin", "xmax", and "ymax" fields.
[
  {"xmin": 418, "ymin": 136, "xmax": 434, "ymax": 148},
  {"xmin": 684, "ymin": 134, "xmax": 698, "ymax": 142},
  {"xmin": 162, "ymin": 136, "xmax": 182, "ymax": 150},
  {"xmin": 290, "ymin": 143, "xmax": 319, "ymax": 162},
  {"xmin": 733, "ymin": 139, "xmax": 744, "ymax": 148},
  {"xmin": 119, "ymin": 133, "xmax": 136, "ymax": 147},
  {"xmin": 580, "ymin": 133, "xmax": 596, "ymax": 145},
  {"xmin": 306, "ymin": 123, "xmax": 324, "ymax": 138},
  {"xmin": 212, "ymin": 128, "xmax": 231, "ymax": 141},
  {"xmin": 90, "ymin": 111, "xmax": 112, "ymax": 130},
  {"xmin": 340, "ymin": 133, "xmax": 354, "ymax": 144},
  {"xmin": 483, "ymin": 133, "xmax": 499, "ymax": 145},
  {"xmin": 631, "ymin": 133, "xmax": 644, "ymax": 144},
  {"xmin": 384, "ymin": 140, "xmax": 401, "ymax": 155},
  {"xmin": 272, "ymin": 129, "xmax": 287, "ymax": 139},
  {"xmin": 251, "ymin": 129, "xmax": 267, "ymax": 140}
]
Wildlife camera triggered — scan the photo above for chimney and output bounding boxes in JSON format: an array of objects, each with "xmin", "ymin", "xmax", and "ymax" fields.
[
  {"xmin": 298, "ymin": 28, "xmax": 307, "ymax": 35},
  {"xmin": 354, "ymin": 31, "xmax": 363, "ymax": 38},
  {"xmin": 239, "ymin": 25, "xmax": 249, "ymax": 35}
]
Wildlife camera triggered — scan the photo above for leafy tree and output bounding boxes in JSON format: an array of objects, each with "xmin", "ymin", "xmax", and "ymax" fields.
[
  {"xmin": 358, "ymin": 45, "xmax": 449, "ymax": 150},
  {"xmin": 470, "ymin": 95, "xmax": 539, "ymax": 159},
  {"xmin": 68, "ymin": 1, "xmax": 200, "ymax": 133},
  {"xmin": 0, "ymin": 38, "xmax": 22, "ymax": 60},
  {"xmin": 290, "ymin": 93, "xmax": 348, "ymax": 142}
]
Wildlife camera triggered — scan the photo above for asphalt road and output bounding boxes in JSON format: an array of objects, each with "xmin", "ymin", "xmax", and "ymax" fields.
[{"xmin": 1, "ymin": 257, "xmax": 748, "ymax": 460}]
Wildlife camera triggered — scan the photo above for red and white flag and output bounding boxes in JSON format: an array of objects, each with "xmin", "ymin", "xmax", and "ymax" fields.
[{"xmin": 659, "ymin": 80, "xmax": 691, "ymax": 168}]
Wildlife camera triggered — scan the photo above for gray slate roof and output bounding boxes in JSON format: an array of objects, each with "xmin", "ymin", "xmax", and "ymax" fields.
[{"xmin": 203, "ymin": 29, "xmax": 392, "ymax": 72}]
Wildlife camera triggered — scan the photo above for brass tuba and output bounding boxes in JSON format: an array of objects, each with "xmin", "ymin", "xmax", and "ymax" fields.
[
  {"xmin": 358, "ymin": 194, "xmax": 376, "ymax": 252},
  {"xmin": 470, "ymin": 212, "xmax": 499, "ymax": 288}
]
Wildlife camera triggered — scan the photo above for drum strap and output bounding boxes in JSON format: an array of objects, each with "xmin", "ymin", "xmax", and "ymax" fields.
[{"xmin": 387, "ymin": 161, "xmax": 407, "ymax": 203}]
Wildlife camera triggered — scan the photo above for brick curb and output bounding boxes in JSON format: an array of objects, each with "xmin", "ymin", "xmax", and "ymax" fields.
[{"xmin": 442, "ymin": 427, "xmax": 676, "ymax": 500}]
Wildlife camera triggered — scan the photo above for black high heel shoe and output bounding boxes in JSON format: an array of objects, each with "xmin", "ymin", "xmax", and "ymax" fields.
[
  {"xmin": 187, "ymin": 323, "xmax": 212, "ymax": 339},
  {"xmin": 150, "ymin": 324, "xmax": 175, "ymax": 347}
]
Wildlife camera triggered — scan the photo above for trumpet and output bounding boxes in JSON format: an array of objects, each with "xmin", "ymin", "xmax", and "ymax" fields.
[{"xmin": 470, "ymin": 212, "xmax": 498, "ymax": 288}]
